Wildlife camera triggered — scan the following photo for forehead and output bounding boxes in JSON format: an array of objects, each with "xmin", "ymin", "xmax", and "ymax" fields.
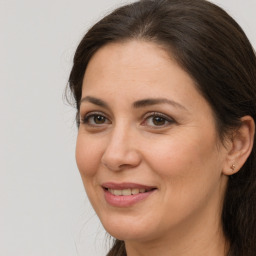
[
  {"xmin": 85, "ymin": 40, "xmax": 173, "ymax": 73},
  {"xmin": 82, "ymin": 40, "xmax": 196, "ymax": 98}
]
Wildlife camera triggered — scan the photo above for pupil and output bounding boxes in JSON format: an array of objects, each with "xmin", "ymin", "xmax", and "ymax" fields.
[
  {"xmin": 94, "ymin": 115, "xmax": 105, "ymax": 124},
  {"xmin": 153, "ymin": 116, "xmax": 165, "ymax": 125}
]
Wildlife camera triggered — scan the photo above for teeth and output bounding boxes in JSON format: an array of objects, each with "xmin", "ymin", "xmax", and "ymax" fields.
[
  {"xmin": 122, "ymin": 189, "xmax": 131, "ymax": 196},
  {"xmin": 113, "ymin": 189, "xmax": 122, "ymax": 196},
  {"xmin": 131, "ymin": 188, "xmax": 139, "ymax": 195},
  {"xmin": 108, "ymin": 188, "xmax": 149, "ymax": 196}
]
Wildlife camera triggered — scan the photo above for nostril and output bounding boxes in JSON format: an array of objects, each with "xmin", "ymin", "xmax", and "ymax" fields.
[{"xmin": 101, "ymin": 155, "xmax": 141, "ymax": 171}]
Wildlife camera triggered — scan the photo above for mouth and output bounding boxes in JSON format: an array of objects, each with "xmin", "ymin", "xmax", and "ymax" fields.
[
  {"xmin": 104, "ymin": 187, "xmax": 156, "ymax": 196},
  {"xmin": 102, "ymin": 182, "xmax": 157, "ymax": 207}
]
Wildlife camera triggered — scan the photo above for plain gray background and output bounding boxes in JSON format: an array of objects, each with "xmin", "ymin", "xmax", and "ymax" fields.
[{"xmin": 1, "ymin": 0, "xmax": 256, "ymax": 255}]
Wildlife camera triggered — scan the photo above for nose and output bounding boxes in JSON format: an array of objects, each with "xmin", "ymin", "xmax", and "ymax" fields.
[{"xmin": 101, "ymin": 125, "xmax": 141, "ymax": 171}]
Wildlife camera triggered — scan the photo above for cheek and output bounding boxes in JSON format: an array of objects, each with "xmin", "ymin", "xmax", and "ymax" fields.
[
  {"xmin": 75, "ymin": 134, "xmax": 103, "ymax": 178},
  {"xmin": 142, "ymin": 134, "xmax": 224, "ymax": 224},
  {"xmin": 144, "ymin": 130, "xmax": 221, "ymax": 187}
]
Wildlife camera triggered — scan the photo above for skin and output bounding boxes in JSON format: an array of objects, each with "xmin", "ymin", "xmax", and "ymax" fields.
[{"xmin": 76, "ymin": 40, "xmax": 253, "ymax": 256}]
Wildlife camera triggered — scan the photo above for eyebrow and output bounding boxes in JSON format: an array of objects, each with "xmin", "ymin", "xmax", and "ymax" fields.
[
  {"xmin": 80, "ymin": 96, "xmax": 188, "ymax": 111},
  {"xmin": 133, "ymin": 98, "xmax": 187, "ymax": 111},
  {"xmin": 80, "ymin": 96, "xmax": 109, "ymax": 109}
]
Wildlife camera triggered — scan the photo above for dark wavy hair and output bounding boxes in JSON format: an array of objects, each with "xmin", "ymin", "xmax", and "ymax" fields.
[{"xmin": 68, "ymin": 0, "xmax": 256, "ymax": 255}]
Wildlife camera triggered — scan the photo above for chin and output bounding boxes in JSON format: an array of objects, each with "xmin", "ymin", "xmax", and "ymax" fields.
[
  {"xmin": 99, "ymin": 213, "xmax": 159, "ymax": 242},
  {"xmin": 106, "ymin": 226, "xmax": 152, "ymax": 242}
]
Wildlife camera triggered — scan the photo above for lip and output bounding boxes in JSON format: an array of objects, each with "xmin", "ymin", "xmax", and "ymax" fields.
[
  {"xmin": 102, "ymin": 182, "xmax": 157, "ymax": 207},
  {"xmin": 102, "ymin": 182, "xmax": 156, "ymax": 190}
]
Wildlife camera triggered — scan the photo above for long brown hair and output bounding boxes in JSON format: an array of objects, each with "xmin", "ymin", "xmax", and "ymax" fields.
[{"xmin": 68, "ymin": 0, "xmax": 256, "ymax": 255}]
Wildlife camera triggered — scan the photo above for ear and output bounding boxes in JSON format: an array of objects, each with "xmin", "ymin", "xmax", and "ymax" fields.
[{"xmin": 222, "ymin": 116, "xmax": 255, "ymax": 176}]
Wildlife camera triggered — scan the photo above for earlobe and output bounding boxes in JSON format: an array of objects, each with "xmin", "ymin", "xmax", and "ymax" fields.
[{"xmin": 222, "ymin": 116, "xmax": 255, "ymax": 176}]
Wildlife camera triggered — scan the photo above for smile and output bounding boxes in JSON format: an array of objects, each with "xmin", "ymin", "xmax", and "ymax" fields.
[
  {"xmin": 102, "ymin": 183, "xmax": 157, "ymax": 207},
  {"xmin": 107, "ymin": 188, "xmax": 153, "ymax": 196}
]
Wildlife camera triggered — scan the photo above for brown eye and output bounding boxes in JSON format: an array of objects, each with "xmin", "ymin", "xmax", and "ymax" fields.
[
  {"xmin": 94, "ymin": 115, "xmax": 106, "ymax": 124},
  {"xmin": 152, "ymin": 116, "xmax": 166, "ymax": 126},
  {"xmin": 142, "ymin": 112, "xmax": 175, "ymax": 128},
  {"xmin": 81, "ymin": 112, "xmax": 111, "ymax": 126}
]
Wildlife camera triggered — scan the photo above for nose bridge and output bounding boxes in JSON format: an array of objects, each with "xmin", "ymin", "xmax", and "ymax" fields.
[{"xmin": 101, "ymin": 120, "xmax": 141, "ymax": 171}]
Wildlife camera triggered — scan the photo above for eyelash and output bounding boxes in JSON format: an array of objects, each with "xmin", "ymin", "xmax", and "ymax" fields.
[
  {"xmin": 80, "ymin": 111, "xmax": 175, "ymax": 128},
  {"xmin": 142, "ymin": 112, "xmax": 175, "ymax": 128},
  {"xmin": 80, "ymin": 111, "xmax": 110, "ymax": 126}
]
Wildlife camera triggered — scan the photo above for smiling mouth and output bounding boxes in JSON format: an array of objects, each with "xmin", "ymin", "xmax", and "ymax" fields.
[
  {"xmin": 105, "ymin": 188, "xmax": 156, "ymax": 196},
  {"xmin": 102, "ymin": 183, "xmax": 157, "ymax": 207}
]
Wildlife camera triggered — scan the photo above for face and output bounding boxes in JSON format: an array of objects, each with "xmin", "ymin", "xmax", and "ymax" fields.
[{"xmin": 76, "ymin": 40, "xmax": 229, "ymax": 244}]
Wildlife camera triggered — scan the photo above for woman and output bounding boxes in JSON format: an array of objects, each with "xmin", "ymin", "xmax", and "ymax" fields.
[{"xmin": 68, "ymin": 0, "xmax": 256, "ymax": 255}]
